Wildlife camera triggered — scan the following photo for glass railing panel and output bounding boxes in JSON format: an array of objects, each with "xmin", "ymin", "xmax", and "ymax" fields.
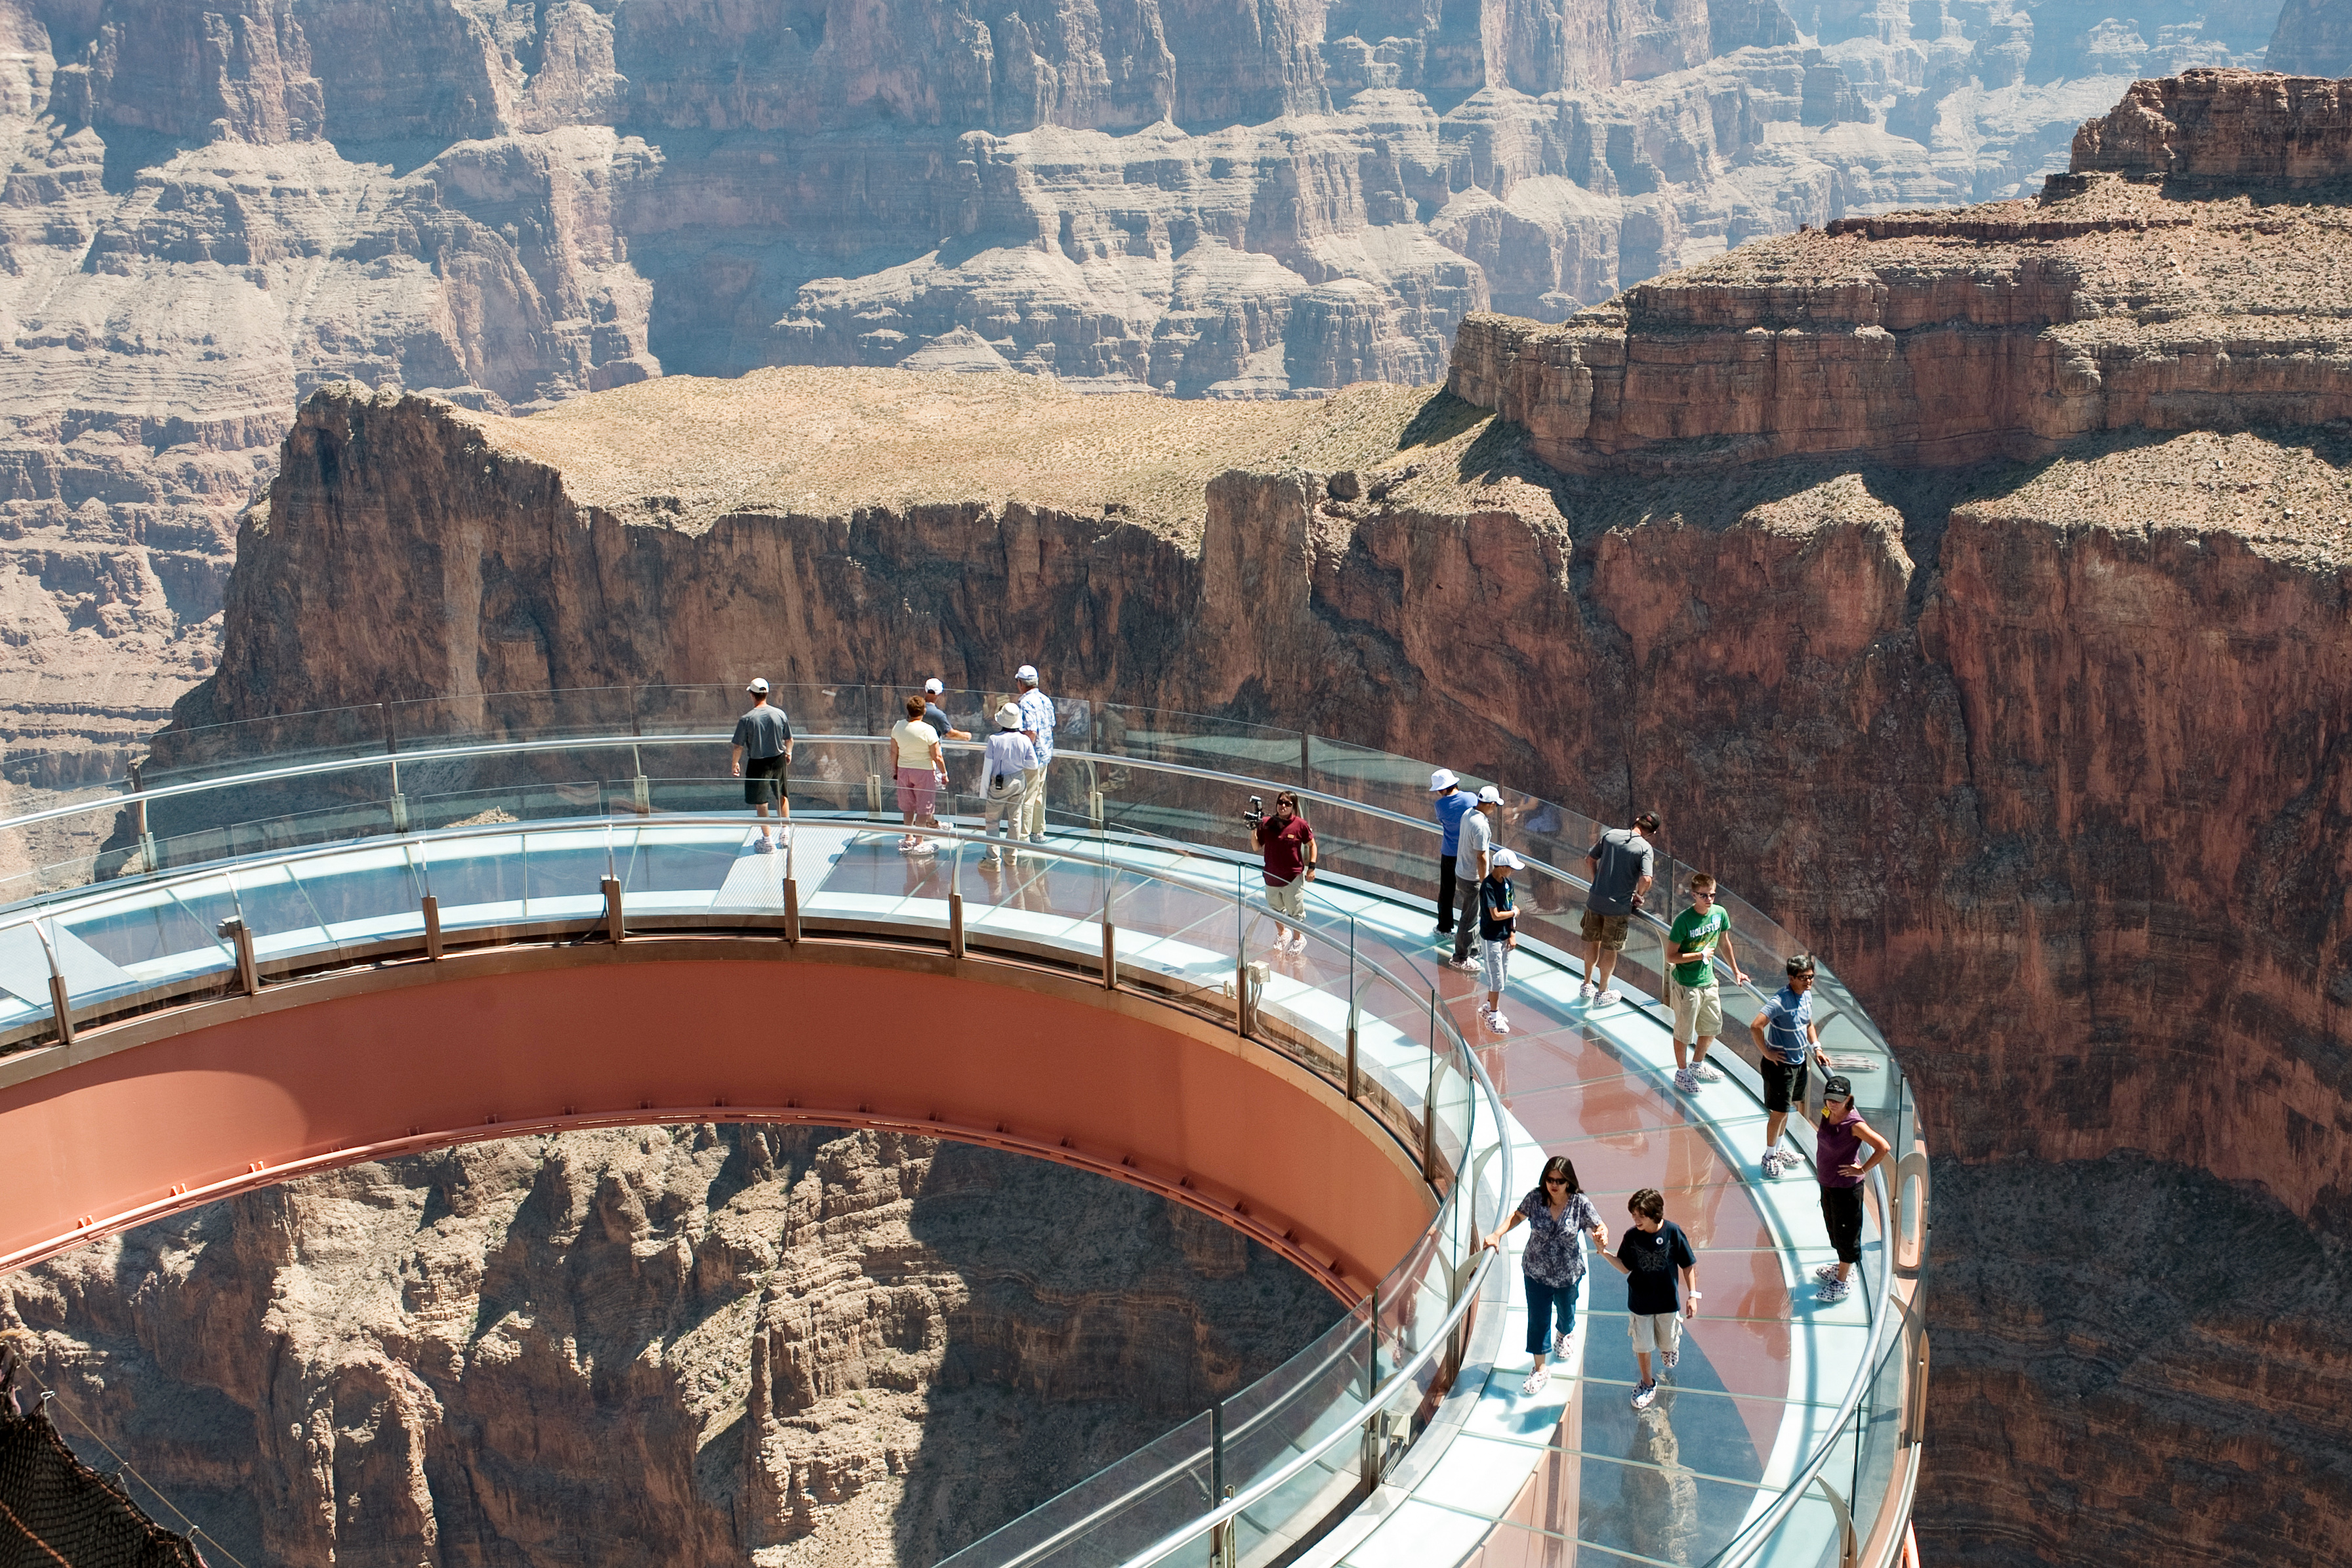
[
  {"xmin": 613, "ymin": 819, "xmax": 754, "ymax": 902},
  {"xmin": 41, "ymin": 884, "xmax": 230, "ymax": 988},
  {"xmin": 209, "ymin": 863, "xmax": 334, "ymax": 960},
  {"xmin": 521, "ymin": 830, "xmax": 615, "ymax": 915},
  {"xmin": 415, "ymin": 835, "xmax": 527, "ymax": 927},
  {"xmin": 1092, "ymin": 703, "xmax": 1305, "ymax": 781},
  {"xmin": 285, "ymin": 846, "xmax": 431, "ymax": 942},
  {"xmin": 1218, "ymin": 1313, "xmax": 1378, "ymax": 1564},
  {"xmin": 1091, "ymin": 862, "xmax": 1240, "ymax": 1017},
  {"xmin": 140, "ymin": 703, "xmax": 390, "ymax": 787},
  {"xmin": 405, "ymin": 779, "xmax": 604, "ymax": 833},
  {"xmin": 933, "ymin": 1407, "xmax": 1216, "ymax": 1568}
]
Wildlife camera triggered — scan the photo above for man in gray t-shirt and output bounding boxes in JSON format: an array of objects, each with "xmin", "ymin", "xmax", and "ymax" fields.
[
  {"xmin": 1579, "ymin": 812, "xmax": 1657, "ymax": 1004},
  {"xmin": 729, "ymin": 679, "xmax": 794, "ymax": 852}
]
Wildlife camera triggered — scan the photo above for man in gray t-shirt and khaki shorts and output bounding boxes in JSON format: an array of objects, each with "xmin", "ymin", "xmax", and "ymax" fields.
[{"xmin": 1580, "ymin": 812, "xmax": 1657, "ymax": 1004}]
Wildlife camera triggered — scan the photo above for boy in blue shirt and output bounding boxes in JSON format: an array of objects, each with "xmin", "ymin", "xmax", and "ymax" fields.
[{"xmin": 1748, "ymin": 953, "xmax": 1836, "ymax": 1179}]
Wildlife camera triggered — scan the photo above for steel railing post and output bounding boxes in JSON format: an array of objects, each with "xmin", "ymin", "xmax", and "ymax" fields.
[
  {"xmin": 421, "ymin": 894, "xmax": 442, "ymax": 960},
  {"xmin": 217, "ymin": 916, "xmax": 258, "ymax": 996},
  {"xmin": 601, "ymin": 877, "xmax": 624, "ymax": 943},
  {"xmin": 1422, "ymin": 988, "xmax": 1439, "ymax": 1184},
  {"xmin": 784, "ymin": 877, "xmax": 801, "ymax": 945},
  {"xmin": 1102, "ymin": 919, "xmax": 1116, "ymax": 989}
]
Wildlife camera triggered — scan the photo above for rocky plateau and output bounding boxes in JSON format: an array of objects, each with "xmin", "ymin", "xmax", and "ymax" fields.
[
  {"xmin": 110, "ymin": 66, "xmax": 2352, "ymax": 1567},
  {"xmin": 0, "ymin": 0, "xmax": 2290, "ymax": 796},
  {"xmin": 3, "ymin": 1124, "xmax": 1343, "ymax": 1568}
]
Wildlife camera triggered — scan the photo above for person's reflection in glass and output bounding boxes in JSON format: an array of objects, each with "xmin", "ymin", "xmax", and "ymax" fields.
[{"xmin": 1607, "ymin": 1394, "xmax": 1702, "ymax": 1564}]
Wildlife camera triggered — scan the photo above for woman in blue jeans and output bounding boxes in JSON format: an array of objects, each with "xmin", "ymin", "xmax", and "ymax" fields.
[{"xmin": 1483, "ymin": 1155, "xmax": 1608, "ymax": 1395}]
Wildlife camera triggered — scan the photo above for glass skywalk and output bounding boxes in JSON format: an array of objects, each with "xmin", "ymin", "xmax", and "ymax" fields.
[{"xmin": 0, "ymin": 685, "xmax": 1927, "ymax": 1568}]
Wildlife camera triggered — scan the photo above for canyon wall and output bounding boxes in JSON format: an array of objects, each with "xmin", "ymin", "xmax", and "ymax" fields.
[
  {"xmin": 1, "ymin": 1124, "xmax": 1342, "ymax": 1568},
  {"xmin": 167, "ymin": 335, "xmax": 2352, "ymax": 1561},
  {"xmin": 0, "ymin": 0, "xmax": 2278, "ymax": 787}
]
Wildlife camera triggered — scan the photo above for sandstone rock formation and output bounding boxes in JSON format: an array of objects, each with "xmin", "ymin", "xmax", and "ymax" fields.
[
  {"xmin": 1, "ymin": 1125, "xmax": 1341, "ymax": 1568},
  {"xmin": 0, "ymin": 0, "xmax": 2277, "ymax": 787},
  {"xmin": 1446, "ymin": 71, "xmax": 2352, "ymax": 475}
]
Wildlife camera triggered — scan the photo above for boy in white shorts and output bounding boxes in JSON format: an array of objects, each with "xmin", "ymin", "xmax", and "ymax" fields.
[{"xmin": 1603, "ymin": 1187, "xmax": 1699, "ymax": 1409}]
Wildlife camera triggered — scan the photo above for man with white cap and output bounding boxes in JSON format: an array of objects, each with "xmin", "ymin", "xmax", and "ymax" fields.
[
  {"xmin": 1430, "ymin": 769, "xmax": 1475, "ymax": 939},
  {"xmin": 1014, "ymin": 664, "xmax": 1055, "ymax": 843},
  {"xmin": 729, "ymin": 678, "xmax": 793, "ymax": 852},
  {"xmin": 920, "ymin": 678, "xmax": 971, "ymax": 743},
  {"xmin": 1449, "ymin": 785, "xmax": 1505, "ymax": 970}
]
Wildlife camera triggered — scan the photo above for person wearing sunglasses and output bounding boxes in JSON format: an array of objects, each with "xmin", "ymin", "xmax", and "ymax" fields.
[
  {"xmin": 1811, "ymin": 1073, "xmax": 1891, "ymax": 1304},
  {"xmin": 1483, "ymin": 1155, "xmax": 1608, "ymax": 1396}
]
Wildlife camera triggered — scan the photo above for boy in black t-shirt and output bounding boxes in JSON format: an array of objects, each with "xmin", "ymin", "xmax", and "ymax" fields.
[{"xmin": 1603, "ymin": 1187, "xmax": 1700, "ymax": 1410}]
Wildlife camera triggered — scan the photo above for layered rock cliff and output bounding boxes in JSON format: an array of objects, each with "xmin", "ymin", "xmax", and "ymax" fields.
[
  {"xmin": 1445, "ymin": 70, "xmax": 2352, "ymax": 475},
  {"xmin": 0, "ymin": 0, "xmax": 2278, "ymax": 786},
  {"xmin": 170, "ymin": 333, "xmax": 2352, "ymax": 1562},
  {"xmin": 1, "ymin": 1125, "xmax": 1342, "ymax": 1568}
]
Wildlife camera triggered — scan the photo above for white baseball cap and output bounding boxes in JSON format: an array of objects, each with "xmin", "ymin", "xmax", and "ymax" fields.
[
  {"xmin": 923, "ymin": 678, "xmax": 945, "ymax": 694},
  {"xmin": 746, "ymin": 678, "xmax": 770, "ymax": 693},
  {"xmin": 995, "ymin": 702, "xmax": 1023, "ymax": 729},
  {"xmin": 1491, "ymin": 848, "xmax": 1523, "ymax": 871},
  {"xmin": 1477, "ymin": 785, "xmax": 1503, "ymax": 804},
  {"xmin": 1015, "ymin": 664, "xmax": 1039, "ymax": 684},
  {"xmin": 1428, "ymin": 768, "xmax": 1458, "ymax": 793}
]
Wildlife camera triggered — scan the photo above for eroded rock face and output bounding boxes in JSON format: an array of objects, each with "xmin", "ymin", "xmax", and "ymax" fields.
[
  {"xmin": 0, "ymin": 1, "xmax": 2271, "ymax": 782},
  {"xmin": 0, "ymin": 1125, "xmax": 1342, "ymax": 1568},
  {"xmin": 171, "ymin": 360, "xmax": 2352, "ymax": 1565},
  {"xmin": 1447, "ymin": 72, "xmax": 2352, "ymax": 475}
]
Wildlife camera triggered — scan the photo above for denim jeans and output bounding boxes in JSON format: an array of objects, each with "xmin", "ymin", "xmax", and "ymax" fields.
[{"xmin": 1524, "ymin": 1271, "xmax": 1582, "ymax": 1356}]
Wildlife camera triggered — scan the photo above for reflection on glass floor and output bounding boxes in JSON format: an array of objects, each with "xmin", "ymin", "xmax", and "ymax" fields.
[{"xmin": 0, "ymin": 816, "xmax": 1886, "ymax": 1568}]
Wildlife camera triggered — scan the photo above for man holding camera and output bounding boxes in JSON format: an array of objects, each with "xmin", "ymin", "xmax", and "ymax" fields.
[{"xmin": 1253, "ymin": 791, "xmax": 1318, "ymax": 955}]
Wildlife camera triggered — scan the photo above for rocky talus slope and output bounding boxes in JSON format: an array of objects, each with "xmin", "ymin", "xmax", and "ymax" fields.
[
  {"xmin": 1, "ymin": 1125, "xmax": 1341, "ymax": 1568},
  {"xmin": 0, "ymin": 0, "xmax": 2277, "ymax": 786}
]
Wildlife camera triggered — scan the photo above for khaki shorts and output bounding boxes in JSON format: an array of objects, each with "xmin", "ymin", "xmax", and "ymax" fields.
[
  {"xmin": 1670, "ymin": 978, "xmax": 1723, "ymax": 1044},
  {"xmin": 1580, "ymin": 909, "xmax": 1630, "ymax": 950},
  {"xmin": 1266, "ymin": 877, "xmax": 1306, "ymax": 918},
  {"xmin": 1628, "ymin": 1311, "xmax": 1683, "ymax": 1354}
]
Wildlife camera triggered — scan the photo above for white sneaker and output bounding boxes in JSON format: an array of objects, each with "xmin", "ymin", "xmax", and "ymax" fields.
[
  {"xmin": 1578, "ymin": 980, "xmax": 1599, "ymax": 1000},
  {"xmin": 1448, "ymin": 957, "xmax": 1481, "ymax": 974},
  {"xmin": 753, "ymin": 836, "xmax": 775, "ymax": 854},
  {"xmin": 1553, "ymin": 1328, "xmax": 1571, "ymax": 1357},
  {"xmin": 1818, "ymin": 1276, "xmax": 1853, "ymax": 1304},
  {"xmin": 1692, "ymin": 1061, "xmax": 1722, "ymax": 1083},
  {"xmin": 1520, "ymin": 1363, "xmax": 1550, "ymax": 1396},
  {"xmin": 1489, "ymin": 1012, "xmax": 1510, "ymax": 1033},
  {"xmin": 1813, "ymin": 1262, "xmax": 1840, "ymax": 1283},
  {"xmin": 1761, "ymin": 1150, "xmax": 1786, "ymax": 1180},
  {"xmin": 1674, "ymin": 1067, "xmax": 1697, "ymax": 1094},
  {"xmin": 1662, "ymin": 1347, "xmax": 1680, "ymax": 1371},
  {"xmin": 1597, "ymin": 989, "xmax": 1622, "ymax": 1005}
]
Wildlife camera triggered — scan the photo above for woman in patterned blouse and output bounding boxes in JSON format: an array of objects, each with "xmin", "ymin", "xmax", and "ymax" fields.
[{"xmin": 1484, "ymin": 1155, "xmax": 1609, "ymax": 1396}]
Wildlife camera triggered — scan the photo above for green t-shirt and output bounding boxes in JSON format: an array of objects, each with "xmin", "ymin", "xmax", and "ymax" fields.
[{"xmin": 1668, "ymin": 905, "xmax": 1729, "ymax": 987}]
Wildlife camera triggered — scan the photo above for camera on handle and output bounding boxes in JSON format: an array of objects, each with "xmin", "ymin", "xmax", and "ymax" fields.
[{"xmin": 1242, "ymin": 794, "xmax": 1264, "ymax": 830}]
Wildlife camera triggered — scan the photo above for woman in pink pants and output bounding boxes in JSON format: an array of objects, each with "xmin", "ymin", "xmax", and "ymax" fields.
[{"xmin": 890, "ymin": 693, "xmax": 943, "ymax": 852}]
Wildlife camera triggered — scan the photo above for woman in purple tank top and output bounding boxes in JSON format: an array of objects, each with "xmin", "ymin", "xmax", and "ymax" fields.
[{"xmin": 1811, "ymin": 1073, "xmax": 1891, "ymax": 1305}]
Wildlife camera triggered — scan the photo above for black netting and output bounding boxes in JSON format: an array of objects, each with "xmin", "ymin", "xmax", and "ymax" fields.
[{"xmin": 0, "ymin": 1357, "xmax": 205, "ymax": 1568}]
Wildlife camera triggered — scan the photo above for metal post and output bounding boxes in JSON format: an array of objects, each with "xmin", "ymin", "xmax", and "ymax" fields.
[
  {"xmin": 1357, "ymin": 1291, "xmax": 1380, "ymax": 1491},
  {"xmin": 631, "ymin": 741, "xmax": 650, "ymax": 815},
  {"xmin": 1102, "ymin": 920, "xmax": 1117, "ymax": 989},
  {"xmin": 601, "ymin": 877, "xmax": 624, "ymax": 943},
  {"xmin": 949, "ymin": 892, "xmax": 966, "ymax": 958},
  {"xmin": 47, "ymin": 972, "xmax": 74, "ymax": 1047},
  {"xmin": 784, "ymin": 878, "xmax": 801, "ymax": 945},
  {"xmin": 867, "ymin": 773, "xmax": 883, "ymax": 817},
  {"xmin": 1210, "ymin": 1399, "xmax": 1224, "ymax": 1508},
  {"xmin": 1088, "ymin": 787, "xmax": 1104, "ymax": 827},
  {"xmin": 1346, "ymin": 926, "xmax": 1360, "ymax": 1102},
  {"xmin": 218, "ymin": 917, "xmax": 258, "ymax": 996},
  {"xmin": 1299, "ymin": 730, "xmax": 1311, "ymax": 785},
  {"xmin": 421, "ymin": 894, "xmax": 444, "ymax": 960},
  {"xmin": 1422, "ymin": 989, "xmax": 1439, "ymax": 1183}
]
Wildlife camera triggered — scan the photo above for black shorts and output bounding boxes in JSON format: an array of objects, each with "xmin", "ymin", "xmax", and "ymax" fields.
[
  {"xmin": 1759, "ymin": 1055, "xmax": 1808, "ymax": 1113},
  {"xmin": 743, "ymin": 753, "xmax": 786, "ymax": 806}
]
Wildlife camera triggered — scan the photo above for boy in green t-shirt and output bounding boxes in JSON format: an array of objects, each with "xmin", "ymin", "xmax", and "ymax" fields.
[{"xmin": 1668, "ymin": 874, "xmax": 1746, "ymax": 1095}]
